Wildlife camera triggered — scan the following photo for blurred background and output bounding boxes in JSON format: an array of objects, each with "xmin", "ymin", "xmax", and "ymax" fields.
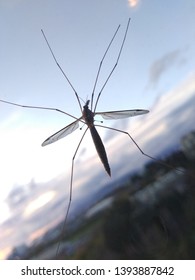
[{"xmin": 0, "ymin": 0, "xmax": 195, "ymax": 259}]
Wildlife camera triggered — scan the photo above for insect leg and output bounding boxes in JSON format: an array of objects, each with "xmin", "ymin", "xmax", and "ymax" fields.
[
  {"xmin": 93, "ymin": 18, "xmax": 131, "ymax": 113},
  {"xmin": 41, "ymin": 29, "xmax": 82, "ymax": 112},
  {"xmin": 56, "ymin": 127, "xmax": 89, "ymax": 258},
  {"xmin": 95, "ymin": 124, "xmax": 185, "ymax": 174},
  {"xmin": 0, "ymin": 99, "xmax": 84, "ymax": 122},
  {"xmin": 91, "ymin": 24, "xmax": 120, "ymax": 110}
]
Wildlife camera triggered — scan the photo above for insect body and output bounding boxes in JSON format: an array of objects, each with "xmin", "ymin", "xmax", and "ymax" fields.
[
  {"xmin": 40, "ymin": 96, "xmax": 149, "ymax": 177},
  {"xmin": 83, "ymin": 100, "xmax": 111, "ymax": 176}
]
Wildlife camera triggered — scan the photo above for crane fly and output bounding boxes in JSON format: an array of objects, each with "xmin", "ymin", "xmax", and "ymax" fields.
[
  {"xmin": 41, "ymin": 99, "xmax": 149, "ymax": 176},
  {"xmin": 0, "ymin": 18, "xmax": 184, "ymax": 259}
]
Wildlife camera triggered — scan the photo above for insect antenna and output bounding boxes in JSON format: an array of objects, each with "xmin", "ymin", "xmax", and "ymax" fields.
[{"xmin": 41, "ymin": 29, "xmax": 82, "ymax": 112}]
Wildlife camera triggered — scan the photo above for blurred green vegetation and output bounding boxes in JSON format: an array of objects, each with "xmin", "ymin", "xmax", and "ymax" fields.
[
  {"xmin": 13, "ymin": 149, "xmax": 195, "ymax": 260},
  {"xmin": 55, "ymin": 151, "xmax": 195, "ymax": 260}
]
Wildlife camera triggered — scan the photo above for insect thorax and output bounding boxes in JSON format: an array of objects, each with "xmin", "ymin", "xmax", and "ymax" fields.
[{"xmin": 83, "ymin": 100, "xmax": 94, "ymax": 127}]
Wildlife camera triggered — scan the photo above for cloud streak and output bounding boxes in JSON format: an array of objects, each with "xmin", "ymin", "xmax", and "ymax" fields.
[{"xmin": 146, "ymin": 49, "xmax": 186, "ymax": 89}]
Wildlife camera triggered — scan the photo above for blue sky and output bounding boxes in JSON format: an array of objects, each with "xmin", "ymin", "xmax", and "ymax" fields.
[{"xmin": 0, "ymin": 0, "xmax": 195, "ymax": 259}]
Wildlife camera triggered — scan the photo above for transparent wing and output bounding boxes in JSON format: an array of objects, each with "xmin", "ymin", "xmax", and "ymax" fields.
[
  {"xmin": 42, "ymin": 119, "xmax": 81, "ymax": 147},
  {"xmin": 95, "ymin": 109, "xmax": 149, "ymax": 120}
]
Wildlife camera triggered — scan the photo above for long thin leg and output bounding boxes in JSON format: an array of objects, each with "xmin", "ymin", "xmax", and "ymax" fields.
[
  {"xmin": 56, "ymin": 127, "xmax": 89, "ymax": 258},
  {"xmin": 95, "ymin": 124, "xmax": 185, "ymax": 174},
  {"xmin": 93, "ymin": 18, "xmax": 131, "ymax": 113},
  {"xmin": 41, "ymin": 30, "xmax": 82, "ymax": 112},
  {"xmin": 91, "ymin": 24, "xmax": 120, "ymax": 110},
  {"xmin": 0, "ymin": 99, "xmax": 85, "ymax": 124}
]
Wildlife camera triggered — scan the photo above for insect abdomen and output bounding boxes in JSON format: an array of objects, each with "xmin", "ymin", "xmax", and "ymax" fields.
[{"xmin": 90, "ymin": 126, "xmax": 111, "ymax": 176}]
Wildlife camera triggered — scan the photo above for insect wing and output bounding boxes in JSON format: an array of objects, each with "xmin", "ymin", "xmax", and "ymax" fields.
[
  {"xmin": 42, "ymin": 119, "xmax": 80, "ymax": 146},
  {"xmin": 95, "ymin": 109, "xmax": 149, "ymax": 120}
]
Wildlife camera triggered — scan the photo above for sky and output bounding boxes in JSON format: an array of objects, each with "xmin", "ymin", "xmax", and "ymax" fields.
[{"xmin": 0, "ymin": 0, "xmax": 195, "ymax": 259}]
